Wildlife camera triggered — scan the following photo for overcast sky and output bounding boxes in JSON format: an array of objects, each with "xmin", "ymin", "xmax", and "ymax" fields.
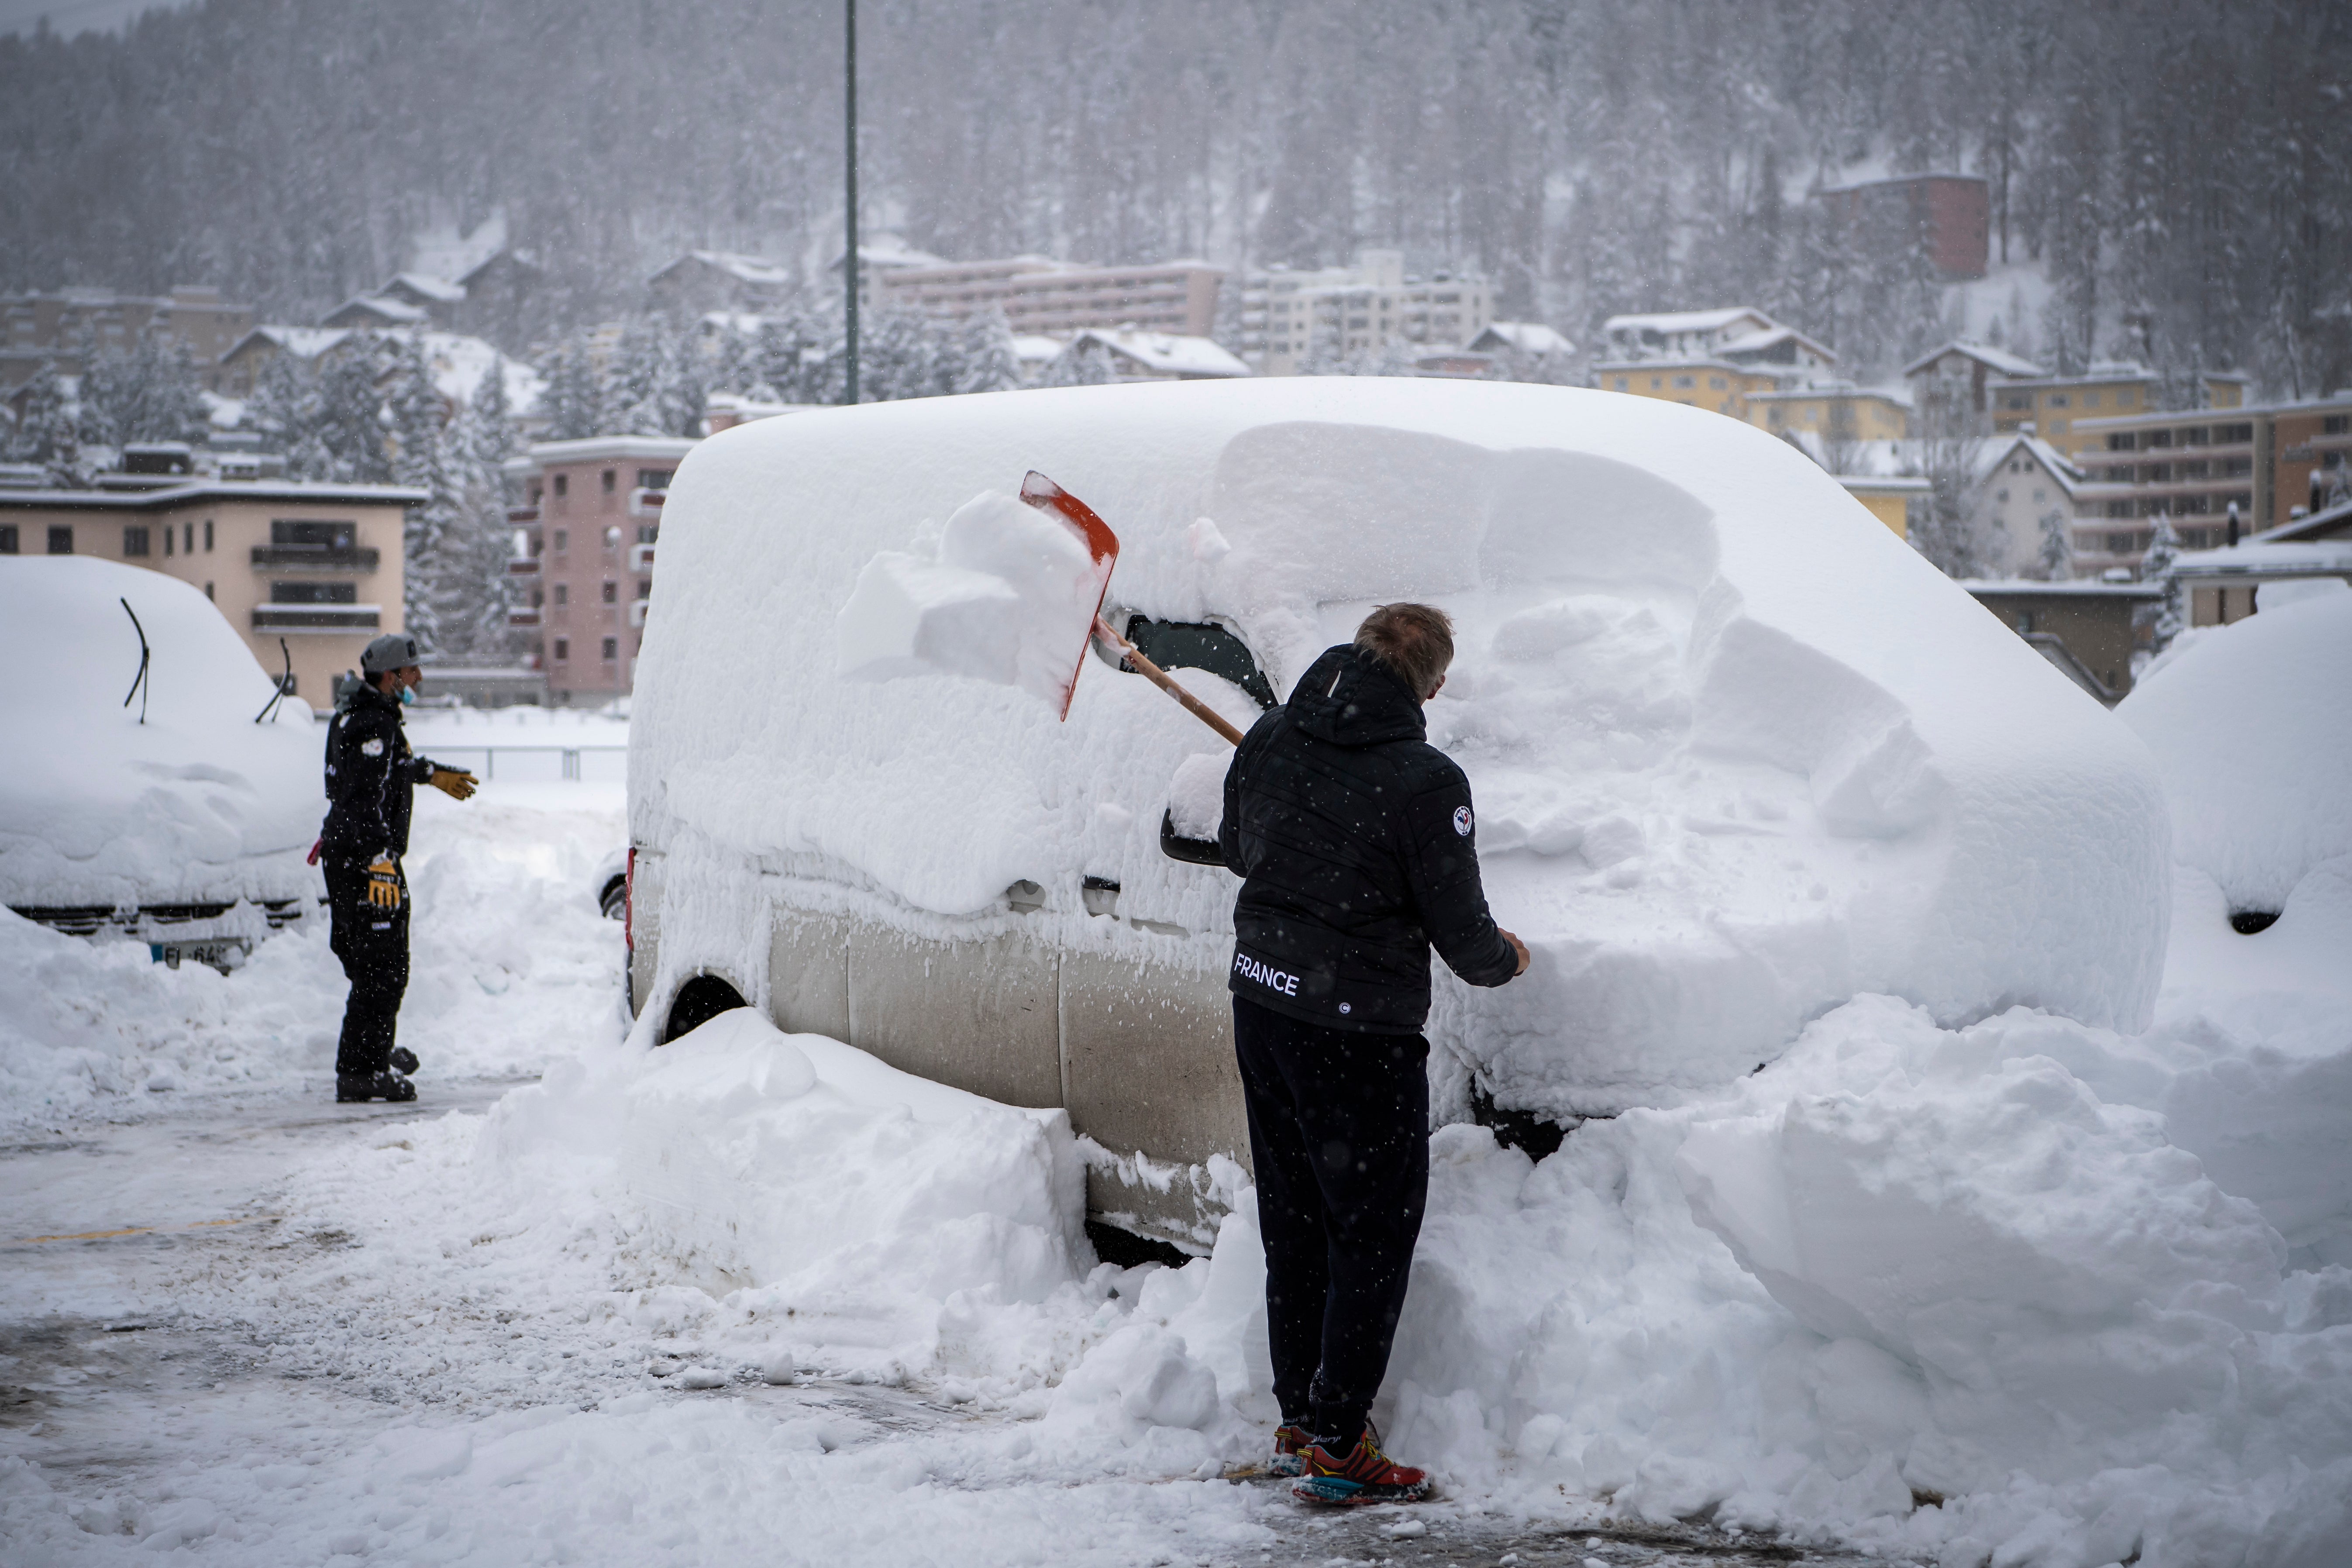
[{"xmin": 0, "ymin": 0, "xmax": 187, "ymax": 39}]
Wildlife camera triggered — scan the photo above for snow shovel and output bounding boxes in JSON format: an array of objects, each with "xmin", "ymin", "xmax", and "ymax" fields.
[{"xmin": 1018, "ymin": 471, "xmax": 1248, "ymax": 747}]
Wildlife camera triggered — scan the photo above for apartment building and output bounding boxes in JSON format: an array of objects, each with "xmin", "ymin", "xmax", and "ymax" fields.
[
  {"xmin": 874, "ymin": 256, "xmax": 1224, "ymax": 341},
  {"xmin": 1, "ymin": 285, "xmax": 254, "ymax": 394},
  {"xmin": 1987, "ymin": 362, "xmax": 2249, "ymax": 447},
  {"xmin": 2066, "ymin": 391, "xmax": 2352, "ymax": 576},
  {"xmin": 1904, "ymin": 341, "xmax": 2046, "ymax": 417},
  {"xmin": 1744, "ymin": 384, "xmax": 1912, "ymax": 441},
  {"xmin": 0, "ymin": 473, "xmax": 420, "ymax": 700},
  {"xmin": 1593, "ymin": 307, "xmax": 1841, "ymax": 422},
  {"xmin": 1237, "ymin": 252, "xmax": 1494, "ymax": 375},
  {"xmin": 503, "ymin": 435, "xmax": 697, "ymax": 702}
]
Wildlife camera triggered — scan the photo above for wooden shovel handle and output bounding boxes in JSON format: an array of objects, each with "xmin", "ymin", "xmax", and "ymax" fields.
[{"xmin": 1095, "ymin": 616, "xmax": 1247, "ymax": 746}]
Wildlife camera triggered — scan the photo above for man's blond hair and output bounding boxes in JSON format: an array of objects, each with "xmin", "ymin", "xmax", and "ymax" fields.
[{"xmin": 1353, "ymin": 603, "xmax": 1455, "ymax": 700}]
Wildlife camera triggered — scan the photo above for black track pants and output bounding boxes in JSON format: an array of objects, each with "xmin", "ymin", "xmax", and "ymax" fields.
[
  {"xmin": 1231, "ymin": 995, "xmax": 1429, "ymax": 1444},
  {"xmin": 325, "ymin": 857, "xmax": 409, "ymax": 1080}
]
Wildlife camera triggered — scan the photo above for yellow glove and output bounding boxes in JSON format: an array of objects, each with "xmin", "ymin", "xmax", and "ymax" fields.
[
  {"xmin": 365, "ymin": 858, "xmax": 403, "ymax": 910},
  {"xmin": 428, "ymin": 767, "xmax": 478, "ymax": 801}
]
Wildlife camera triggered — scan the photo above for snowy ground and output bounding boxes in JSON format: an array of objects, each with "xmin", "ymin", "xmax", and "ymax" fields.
[{"xmin": 6, "ymin": 617, "xmax": 2352, "ymax": 1565}]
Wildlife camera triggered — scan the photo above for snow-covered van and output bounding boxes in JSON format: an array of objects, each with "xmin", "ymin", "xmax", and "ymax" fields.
[
  {"xmin": 626, "ymin": 379, "xmax": 2169, "ymax": 1250},
  {"xmin": 0, "ymin": 557, "xmax": 323, "ymax": 969}
]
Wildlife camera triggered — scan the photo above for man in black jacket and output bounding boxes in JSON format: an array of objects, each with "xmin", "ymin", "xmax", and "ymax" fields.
[
  {"xmin": 1219, "ymin": 602, "xmax": 1527, "ymax": 1506},
  {"xmin": 320, "ymin": 633, "xmax": 476, "ymax": 1103}
]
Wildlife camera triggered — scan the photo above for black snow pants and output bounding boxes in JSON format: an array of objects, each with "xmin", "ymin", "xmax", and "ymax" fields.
[
  {"xmin": 1231, "ymin": 994, "xmax": 1430, "ymax": 1447},
  {"xmin": 325, "ymin": 856, "xmax": 410, "ymax": 1081}
]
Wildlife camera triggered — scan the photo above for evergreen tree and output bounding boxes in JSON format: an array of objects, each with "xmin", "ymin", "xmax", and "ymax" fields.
[
  {"xmin": 4, "ymin": 361, "xmax": 81, "ymax": 475},
  {"xmin": 955, "ymin": 310, "xmax": 1023, "ymax": 396},
  {"xmin": 2136, "ymin": 516, "xmax": 2187, "ymax": 652},
  {"xmin": 2036, "ymin": 509, "xmax": 2073, "ymax": 581},
  {"xmin": 1041, "ymin": 337, "xmax": 1117, "ymax": 387},
  {"xmin": 539, "ymin": 334, "xmax": 603, "ymax": 441}
]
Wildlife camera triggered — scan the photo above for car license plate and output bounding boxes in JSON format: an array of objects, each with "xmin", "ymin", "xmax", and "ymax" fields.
[{"xmin": 150, "ymin": 939, "xmax": 251, "ymax": 974}]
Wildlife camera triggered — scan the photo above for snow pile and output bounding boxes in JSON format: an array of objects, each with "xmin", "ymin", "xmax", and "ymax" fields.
[
  {"xmin": 482, "ymin": 1007, "xmax": 1088, "ymax": 1373},
  {"xmin": 0, "ymin": 556, "xmax": 322, "ymax": 911},
  {"xmin": 642, "ymin": 379, "xmax": 2168, "ymax": 1112},
  {"xmin": 2117, "ymin": 591, "xmax": 2352, "ymax": 914},
  {"xmin": 836, "ymin": 487, "xmax": 1108, "ymax": 711},
  {"xmin": 0, "ymin": 782, "xmax": 622, "ymax": 1130}
]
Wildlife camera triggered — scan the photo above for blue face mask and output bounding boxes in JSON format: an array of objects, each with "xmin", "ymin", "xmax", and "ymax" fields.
[{"xmin": 399, "ymin": 686, "xmax": 415, "ymax": 705}]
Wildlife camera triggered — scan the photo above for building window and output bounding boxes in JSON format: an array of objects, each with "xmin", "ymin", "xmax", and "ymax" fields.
[
  {"xmin": 2219, "ymin": 423, "xmax": 2252, "ymax": 444},
  {"xmin": 1651, "ymin": 377, "xmax": 1663, "ymax": 389},
  {"xmin": 1672, "ymin": 375, "xmax": 1694, "ymax": 389},
  {"xmin": 123, "ymin": 525, "xmax": 151, "ymax": 556},
  {"xmin": 203, "ymin": 519, "xmax": 213, "ymax": 551},
  {"xmin": 554, "ymin": 638, "xmax": 570, "ymax": 662},
  {"xmin": 2047, "ymin": 394, "xmax": 2069, "ymax": 408},
  {"xmin": 1613, "ymin": 376, "xmax": 1629, "ymax": 390},
  {"xmin": 601, "ymin": 469, "xmax": 616, "ymax": 493},
  {"xmin": 271, "ymin": 519, "xmax": 355, "ymax": 551},
  {"xmin": 637, "ymin": 524, "xmax": 658, "ymax": 544},
  {"xmin": 2145, "ymin": 463, "xmax": 2171, "ymax": 483},
  {"xmin": 553, "ymin": 583, "xmax": 568, "ymax": 605},
  {"xmin": 2146, "ymin": 429, "xmax": 2172, "ymax": 449},
  {"xmin": 601, "ymin": 579, "xmax": 617, "ymax": 604},
  {"xmin": 2325, "ymin": 415, "xmax": 2349, "ymax": 436},
  {"xmin": 1767, "ymin": 408, "xmax": 1784, "ymax": 426},
  {"xmin": 637, "ymin": 468, "xmax": 674, "ymax": 490},
  {"xmin": 553, "ymin": 529, "xmax": 568, "ymax": 553},
  {"xmin": 2118, "ymin": 389, "xmax": 2136, "ymax": 406},
  {"xmin": 2106, "ymin": 433, "xmax": 2136, "ymax": 452},
  {"xmin": 2005, "ymin": 395, "xmax": 2032, "ymax": 410},
  {"xmin": 271, "ymin": 581, "xmax": 358, "ymax": 603},
  {"xmin": 1709, "ymin": 376, "xmax": 1725, "ymax": 390},
  {"xmin": 1996, "ymin": 489, "xmax": 2009, "ymax": 504},
  {"xmin": 636, "ymin": 579, "xmax": 651, "ymax": 599},
  {"xmin": 2106, "ymin": 503, "xmax": 2133, "ymax": 519},
  {"xmin": 0, "ymin": 524, "xmax": 16, "ymax": 553},
  {"xmin": 601, "ymin": 637, "xmax": 618, "ymax": 661},
  {"xmin": 553, "ymin": 474, "xmax": 568, "ymax": 497},
  {"xmin": 48, "ymin": 525, "xmax": 72, "ymax": 554},
  {"xmin": 163, "ymin": 524, "xmax": 174, "ymax": 556},
  {"xmin": 203, "ymin": 582, "xmax": 213, "ymax": 600},
  {"xmin": 2083, "ymin": 391, "xmax": 2101, "ymax": 408}
]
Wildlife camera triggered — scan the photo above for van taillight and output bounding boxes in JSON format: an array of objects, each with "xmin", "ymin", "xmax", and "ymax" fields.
[{"xmin": 624, "ymin": 847, "xmax": 636, "ymax": 951}]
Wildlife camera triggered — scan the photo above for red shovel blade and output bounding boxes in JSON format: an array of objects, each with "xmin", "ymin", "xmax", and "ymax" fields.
[{"xmin": 1019, "ymin": 471, "xmax": 1121, "ymax": 722}]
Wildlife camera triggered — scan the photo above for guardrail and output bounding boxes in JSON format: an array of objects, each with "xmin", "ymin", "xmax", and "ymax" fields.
[{"xmin": 417, "ymin": 742, "xmax": 626, "ymax": 781}]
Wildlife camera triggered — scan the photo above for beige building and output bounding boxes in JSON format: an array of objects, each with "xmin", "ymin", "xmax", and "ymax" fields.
[
  {"xmin": 1746, "ymin": 384, "xmax": 1912, "ymax": 441},
  {"xmin": 0, "ymin": 476, "xmax": 421, "ymax": 701},
  {"xmin": 503, "ymin": 435, "xmax": 699, "ymax": 702},
  {"xmin": 1239, "ymin": 252, "xmax": 1493, "ymax": 375},
  {"xmin": 2, "ymin": 285, "xmax": 255, "ymax": 395},
  {"xmin": 875, "ymin": 255, "xmax": 1224, "ymax": 341},
  {"xmin": 1595, "ymin": 358, "xmax": 1785, "ymax": 419}
]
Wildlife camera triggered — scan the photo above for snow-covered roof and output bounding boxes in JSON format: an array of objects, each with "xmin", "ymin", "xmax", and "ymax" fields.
[
  {"xmin": 857, "ymin": 236, "xmax": 950, "ymax": 270},
  {"xmin": 417, "ymin": 331, "xmax": 545, "ymax": 416},
  {"xmin": 657, "ymin": 251, "xmax": 794, "ymax": 288},
  {"xmin": 2254, "ymin": 496, "xmax": 2352, "ymax": 543},
  {"xmin": 388, "ymin": 271, "xmax": 468, "ymax": 303},
  {"xmin": 407, "ymin": 211, "xmax": 510, "ymax": 286},
  {"xmin": 1009, "ymin": 335, "xmax": 1064, "ymax": 364},
  {"xmin": 2169, "ymin": 538, "xmax": 2352, "ymax": 578},
  {"xmin": 1604, "ymin": 307, "xmax": 1773, "ymax": 337},
  {"xmin": 1071, "ymin": 328, "xmax": 1249, "ymax": 379},
  {"xmin": 1746, "ymin": 383, "xmax": 1913, "ymax": 409},
  {"xmin": 1779, "ymin": 432, "xmax": 1919, "ymax": 479},
  {"xmin": 1993, "ymin": 361, "xmax": 2153, "ymax": 390},
  {"xmin": 1972, "ymin": 431, "xmax": 2089, "ymax": 493},
  {"xmin": 1904, "ymin": 340, "xmax": 2046, "ymax": 379},
  {"xmin": 1717, "ymin": 325, "xmax": 1837, "ymax": 363},
  {"xmin": 326, "ymin": 294, "xmax": 428, "ymax": 325},
  {"xmin": 0, "ymin": 479, "xmax": 427, "ymax": 510},
  {"xmin": 1470, "ymin": 321, "xmax": 1575, "ymax": 357},
  {"xmin": 220, "ymin": 325, "xmax": 355, "ymax": 362},
  {"xmin": 1956, "ymin": 578, "xmax": 2161, "ymax": 598}
]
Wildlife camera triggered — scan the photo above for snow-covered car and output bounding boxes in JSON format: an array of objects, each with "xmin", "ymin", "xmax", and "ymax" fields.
[
  {"xmin": 0, "ymin": 556, "xmax": 324, "ymax": 969},
  {"xmin": 625, "ymin": 379, "xmax": 2169, "ymax": 1250}
]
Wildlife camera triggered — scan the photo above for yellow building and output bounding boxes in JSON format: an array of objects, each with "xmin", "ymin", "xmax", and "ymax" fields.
[
  {"xmin": 1593, "ymin": 358, "xmax": 1784, "ymax": 420},
  {"xmin": 1746, "ymin": 385, "xmax": 1913, "ymax": 441},
  {"xmin": 1839, "ymin": 476, "xmax": 1929, "ymax": 539},
  {"xmin": 1987, "ymin": 364, "xmax": 2248, "ymax": 446},
  {"xmin": 0, "ymin": 476, "xmax": 420, "ymax": 701}
]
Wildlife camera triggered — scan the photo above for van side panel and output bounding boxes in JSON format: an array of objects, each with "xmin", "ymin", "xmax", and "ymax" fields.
[
  {"xmin": 768, "ymin": 912, "xmax": 851, "ymax": 1040},
  {"xmin": 1060, "ymin": 950, "xmax": 1252, "ymax": 1245},
  {"xmin": 844, "ymin": 927, "xmax": 1064, "ymax": 1110},
  {"xmin": 629, "ymin": 852, "xmax": 662, "ymax": 1017}
]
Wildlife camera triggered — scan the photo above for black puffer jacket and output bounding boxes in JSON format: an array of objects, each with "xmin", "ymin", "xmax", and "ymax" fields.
[
  {"xmin": 1219, "ymin": 644, "xmax": 1518, "ymax": 1034},
  {"xmin": 320, "ymin": 682, "xmax": 437, "ymax": 864}
]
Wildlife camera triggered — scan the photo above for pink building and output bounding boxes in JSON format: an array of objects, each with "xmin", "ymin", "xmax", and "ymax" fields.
[{"xmin": 503, "ymin": 435, "xmax": 697, "ymax": 702}]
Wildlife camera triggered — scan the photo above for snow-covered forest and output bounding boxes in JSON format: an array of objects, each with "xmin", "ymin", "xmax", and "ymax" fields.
[{"xmin": 2, "ymin": 0, "xmax": 2346, "ymax": 392}]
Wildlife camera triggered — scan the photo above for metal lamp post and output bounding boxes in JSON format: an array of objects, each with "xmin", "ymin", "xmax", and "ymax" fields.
[{"xmin": 843, "ymin": 0, "xmax": 860, "ymax": 406}]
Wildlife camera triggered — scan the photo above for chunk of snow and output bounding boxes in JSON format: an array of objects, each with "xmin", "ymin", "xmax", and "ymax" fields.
[
  {"xmin": 2117, "ymin": 591, "xmax": 2352, "ymax": 912},
  {"xmin": 836, "ymin": 489, "xmax": 1106, "ymax": 712}
]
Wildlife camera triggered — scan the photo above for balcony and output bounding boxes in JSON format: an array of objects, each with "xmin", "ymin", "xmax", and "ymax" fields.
[
  {"xmin": 506, "ymin": 556, "xmax": 541, "ymax": 576},
  {"xmin": 508, "ymin": 607, "xmax": 542, "ymax": 629},
  {"xmin": 627, "ymin": 600, "xmax": 649, "ymax": 629},
  {"xmin": 629, "ymin": 542, "xmax": 655, "ymax": 574},
  {"xmin": 251, "ymin": 545, "xmax": 379, "ymax": 572},
  {"xmin": 627, "ymin": 487, "xmax": 666, "ymax": 520},
  {"xmin": 252, "ymin": 604, "xmax": 381, "ymax": 633},
  {"xmin": 507, "ymin": 506, "xmax": 541, "ymax": 526}
]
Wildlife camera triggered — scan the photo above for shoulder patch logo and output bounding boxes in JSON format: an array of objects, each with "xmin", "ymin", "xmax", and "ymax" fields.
[
  {"xmin": 1452, "ymin": 805, "xmax": 1474, "ymax": 837},
  {"xmin": 360, "ymin": 737, "xmax": 385, "ymax": 758}
]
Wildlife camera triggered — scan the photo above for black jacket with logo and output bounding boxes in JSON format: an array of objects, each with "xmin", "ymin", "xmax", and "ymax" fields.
[
  {"xmin": 1219, "ymin": 644, "xmax": 1518, "ymax": 1034},
  {"xmin": 320, "ymin": 682, "xmax": 437, "ymax": 864}
]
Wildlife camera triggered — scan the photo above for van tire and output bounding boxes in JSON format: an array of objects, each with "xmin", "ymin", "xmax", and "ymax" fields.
[{"xmin": 662, "ymin": 974, "xmax": 748, "ymax": 1044}]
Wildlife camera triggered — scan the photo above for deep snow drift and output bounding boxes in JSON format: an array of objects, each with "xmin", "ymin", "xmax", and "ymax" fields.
[
  {"xmin": 0, "ymin": 556, "xmax": 323, "ymax": 913},
  {"xmin": 639, "ymin": 379, "xmax": 2169, "ymax": 1115}
]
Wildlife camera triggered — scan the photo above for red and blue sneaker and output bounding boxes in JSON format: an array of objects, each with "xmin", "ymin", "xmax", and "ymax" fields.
[
  {"xmin": 1269, "ymin": 1423, "xmax": 1311, "ymax": 1477},
  {"xmin": 1289, "ymin": 1423, "xmax": 1430, "ymax": 1506}
]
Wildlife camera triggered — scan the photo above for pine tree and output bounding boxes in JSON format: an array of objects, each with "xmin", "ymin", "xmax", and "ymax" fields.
[
  {"xmin": 1041, "ymin": 337, "xmax": 1116, "ymax": 387},
  {"xmin": 2137, "ymin": 516, "xmax": 2187, "ymax": 651},
  {"xmin": 539, "ymin": 334, "xmax": 603, "ymax": 441},
  {"xmin": 2036, "ymin": 509, "xmax": 2072, "ymax": 581},
  {"xmin": 5, "ymin": 361, "xmax": 82, "ymax": 475},
  {"xmin": 387, "ymin": 335, "xmax": 466, "ymax": 653},
  {"xmin": 955, "ymin": 310, "xmax": 1022, "ymax": 396}
]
